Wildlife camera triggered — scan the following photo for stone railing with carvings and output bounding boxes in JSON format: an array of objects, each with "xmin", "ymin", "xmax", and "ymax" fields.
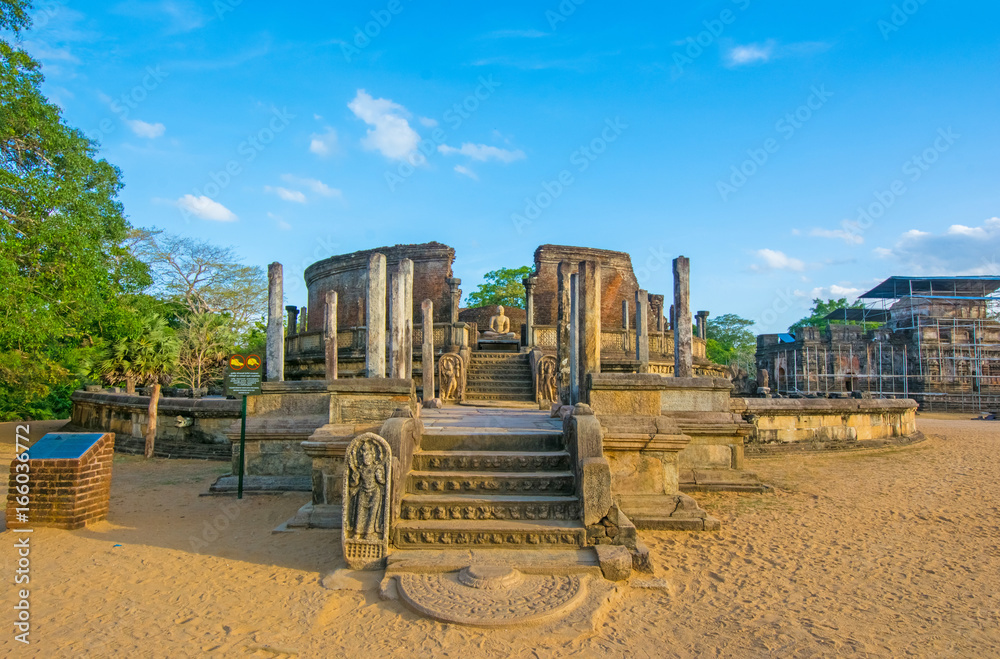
[{"xmin": 527, "ymin": 326, "xmax": 706, "ymax": 360}]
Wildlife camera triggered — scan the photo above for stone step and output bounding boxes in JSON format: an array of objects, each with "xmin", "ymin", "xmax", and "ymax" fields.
[
  {"xmin": 400, "ymin": 494, "xmax": 581, "ymax": 521},
  {"xmin": 420, "ymin": 432, "xmax": 563, "ymax": 451},
  {"xmin": 407, "ymin": 470, "xmax": 575, "ymax": 495},
  {"xmin": 413, "ymin": 450, "xmax": 571, "ymax": 472},
  {"xmin": 461, "ymin": 393, "xmax": 537, "ymax": 402},
  {"xmin": 465, "ymin": 384, "xmax": 535, "ymax": 393},
  {"xmin": 470, "ymin": 356, "xmax": 530, "ymax": 364},
  {"xmin": 394, "ymin": 519, "xmax": 586, "ymax": 549},
  {"xmin": 466, "ymin": 367, "xmax": 532, "ymax": 374}
]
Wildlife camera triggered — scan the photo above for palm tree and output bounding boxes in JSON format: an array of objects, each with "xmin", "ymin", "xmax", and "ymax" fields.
[{"xmin": 99, "ymin": 315, "xmax": 178, "ymax": 457}]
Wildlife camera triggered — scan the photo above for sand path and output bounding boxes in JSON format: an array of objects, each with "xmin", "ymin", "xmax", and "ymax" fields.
[{"xmin": 1, "ymin": 417, "xmax": 997, "ymax": 657}]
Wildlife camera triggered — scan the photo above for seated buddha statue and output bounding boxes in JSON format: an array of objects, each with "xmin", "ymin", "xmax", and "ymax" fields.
[{"xmin": 482, "ymin": 305, "xmax": 517, "ymax": 339}]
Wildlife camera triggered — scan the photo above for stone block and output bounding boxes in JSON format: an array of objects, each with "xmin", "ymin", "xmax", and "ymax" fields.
[
  {"xmin": 580, "ymin": 457, "xmax": 612, "ymax": 526},
  {"xmin": 594, "ymin": 544, "xmax": 632, "ymax": 581}
]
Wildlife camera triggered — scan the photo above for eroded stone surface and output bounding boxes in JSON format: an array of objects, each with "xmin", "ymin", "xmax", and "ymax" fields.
[{"xmin": 396, "ymin": 570, "xmax": 588, "ymax": 627}]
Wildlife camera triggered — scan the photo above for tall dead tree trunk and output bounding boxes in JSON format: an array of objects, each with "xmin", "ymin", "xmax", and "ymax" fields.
[{"xmin": 144, "ymin": 383, "xmax": 161, "ymax": 459}]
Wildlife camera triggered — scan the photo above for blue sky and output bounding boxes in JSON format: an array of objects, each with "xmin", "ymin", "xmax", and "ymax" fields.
[{"xmin": 16, "ymin": 0, "xmax": 1000, "ymax": 331}]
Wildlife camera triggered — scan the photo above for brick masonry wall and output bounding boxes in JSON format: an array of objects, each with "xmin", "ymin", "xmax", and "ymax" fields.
[
  {"xmin": 6, "ymin": 433, "xmax": 114, "ymax": 530},
  {"xmin": 530, "ymin": 244, "xmax": 668, "ymax": 331},
  {"xmin": 304, "ymin": 242, "xmax": 456, "ymax": 330}
]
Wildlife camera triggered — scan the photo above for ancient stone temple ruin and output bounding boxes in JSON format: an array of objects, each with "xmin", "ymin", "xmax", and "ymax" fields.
[{"xmin": 756, "ymin": 276, "xmax": 1000, "ymax": 411}]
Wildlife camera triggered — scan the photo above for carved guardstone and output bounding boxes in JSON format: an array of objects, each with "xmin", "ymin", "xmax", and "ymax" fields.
[
  {"xmin": 438, "ymin": 353, "xmax": 465, "ymax": 402},
  {"xmin": 342, "ymin": 432, "xmax": 392, "ymax": 570}
]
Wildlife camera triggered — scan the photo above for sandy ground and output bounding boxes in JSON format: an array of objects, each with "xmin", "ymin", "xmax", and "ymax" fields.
[{"xmin": 1, "ymin": 415, "xmax": 998, "ymax": 658}]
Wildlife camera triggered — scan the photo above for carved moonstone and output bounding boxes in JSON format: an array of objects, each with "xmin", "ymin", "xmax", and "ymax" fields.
[{"xmin": 342, "ymin": 432, "xmax": 392, "ymax": 570}]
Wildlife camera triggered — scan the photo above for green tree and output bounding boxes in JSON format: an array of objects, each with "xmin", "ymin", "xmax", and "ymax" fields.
[
  {"xmin": 466, "ymin": 266, "xmax": 532, "ymax": 309},
  {"xmin": 705, "ymin": 313, "xmax": 756, "ymax": 373},
  {"xmin": 0, "ymin": 1, "xmax": 150, "ymax": 418},
  {"xmin": 173, "ymin": 312, "xmax": 237, "ymax": 393},
  {"xmin": 788, "ymin": 298, "xmax": 870, "ymax": 335}
]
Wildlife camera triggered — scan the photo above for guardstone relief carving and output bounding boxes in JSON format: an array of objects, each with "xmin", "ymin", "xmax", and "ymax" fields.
[
  {"xmin": 438, "ymin": 353, "xmax": 465, "ymax": 402},
  {"xmin": 342, "ymin": 432, "xmax": 392, "ymax": 570},
  {"xmin": 536, "ymin": 355, "xmax": 558, "ymax": 403}
]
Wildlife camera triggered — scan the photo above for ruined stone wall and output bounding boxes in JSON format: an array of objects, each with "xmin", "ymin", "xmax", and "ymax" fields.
[
  {"xmin": 458, "ymin": 305, "xmax": 525, "ymax": 336},
  {"xmin": 303, "ymin": 242, "xmax": 455, "ymax": 330},
  {"xmin": 530, "ymin": 245, "xmax": 666, "ymax": 331}
]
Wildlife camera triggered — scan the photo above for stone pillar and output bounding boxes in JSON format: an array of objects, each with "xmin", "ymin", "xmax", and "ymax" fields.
[
  {"xmin": 388, "ymin": 263, "xmax": 407, "ymax": 379},
  {"xmin": 324, "ymin": 291, "xmax": 338, "ymax": 381},
  {"xmin": 447, "ymin": 277, "xmax": 462, "ymax": 347},
  {"xmin": 651, "ymin": 295, "xmax": 664, "ymax": 332},
  {"xmin": 286, "ymin": 306, "xmax": 299, "ymax": 336},
  {"xmin": 635, "ymin": 289, "xmax": 649, "ymax": 373},
  {"xmin": 266, "ymin": 262, "xmax": 284, "ymax": 382},
  {"xmin": 696, "ymin": 310, "xmax": 709, "ymax": 340},
  {"xmin": 578, "ymin": 260, "xmax": 601, "ymax": 401},
  {"xmin": 421, "ymin": 299, "xmax": 434, "ymax": 400},
  {"xmin": 556, "ymin": 261, "xmax": 575, "ymax": 404},
  {"xmin": 569, "ymin": 273, "xmax": 580, "ymax": 405},
  {"xmin": 402, "ymin": 258, "xmax": 414, "ymax": 379},
  {"xmin": 299, "ymin": 306, "xmax": 308, "ymax": 334},
  {"xmin": 673, "ymin": 256, "xmax": 693, "ymax": 378},
  {"xmin": 622, "ymin": 299, "xmax": 630, "ymax": 353},
  {"xmin": 669, "ymin": 304, "xmax": 675, "ymax": 331},
  {"xmin": 366, "ymin": 253, "xmax": 386, "ymax": 378},
  {"xmin": 523, "ymin": 276, "xmax": 536, "ymax": 347}
]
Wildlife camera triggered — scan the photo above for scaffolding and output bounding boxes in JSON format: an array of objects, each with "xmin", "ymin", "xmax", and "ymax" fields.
[{"xmin": 768, "ymin": 276, "xmax": 1000, "ymax": 412}]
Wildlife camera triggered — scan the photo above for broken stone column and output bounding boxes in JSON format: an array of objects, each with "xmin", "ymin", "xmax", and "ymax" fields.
[
  {"xmin": 388, "ymin": 265, "xmax": 406, "ymax": 379},
  {"xmin": 673, "ymin": 256, "xmax": 693, "ymax": 378},
  {"xmin": 569, "ymin": 272, "xmax": 580, "ymax": 405},
  {"xmin": 285, "ymin": 306, "xmax": 299, "ymax": 336},
  {"xmin": 556, "ymin": 261, "xmax": 575, "ymax": 404},
  {"xmin": 324, "ymin": 291, "xmax": 338, "ymax": 381},
  {"xmin": 635, "ymin": 289, "xmax": 649, "ymax": 373},
  {"xmin": 366, "ymin": 253, "xmax": 386, "ymax": 378},
  {"xmin": 446, "ymin": 277, "xmax": 462, "ymax": 347},
  {"xmin": 696, "ymin": 310, "xmax": 710, "ymax": 340},
  {"xmin": 578, "ymin": 260, "xmax": 601, "ymax": 401},
  {"xmin": 267, "ymin": 262, "xmax": 284, "ymax": 382},
  {"xmin": 523, "ymin": 276, "xmax": 536, "ymax": 347},
  {"xmin": 421, "ymin": 299, "xmax": 434, "ymax": 401},
  {"xmin": 622, "ymin": 299, "xmax": 630, "ymax": 352},
  {"xmin": 402, "ymin": 259, "xmax": 414, "ymax": 379},
  {"xmin": 650, "ymin": 295, "xmax": 664, "ymax": 332},
  {"xmin": 299, "ymin": 306, "xmax": 308, "ymax": 334},
  {"xmin": 669, "ymin": 304, "xmax": 675, "ymax": 331}
]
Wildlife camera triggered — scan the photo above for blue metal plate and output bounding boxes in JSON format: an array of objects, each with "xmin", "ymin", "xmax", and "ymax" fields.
[{"xmin": 25, "ymin": 433, "xmax": 107, "ymax": 460}]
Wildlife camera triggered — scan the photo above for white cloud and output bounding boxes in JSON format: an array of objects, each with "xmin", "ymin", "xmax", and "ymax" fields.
[
  {"xmin": 264, "ymin": 186, "xmax": 307, "ymax": 203},
  {"xmin": 437, "ymin": 142, "xmax": 526, "ymax": 164},
  {"xmin": 125, "ymin": 119, "xmax": 165, "ymax": 138},
  {"xmin": 309, "ymin": 127, "xmax": 338, "ymax": 157},
  {"xmin": 419, "ymin": 117, "xmax": 439, "ymax": 128},
  {"xmin": 810, "ymin": 284, "xmax": 863, "ymax": 300},
  {"xmin": 280, "ymin": 174, "xmax": 341, "ymax": 198},
  {"xmin": 175, "ymin": 195, "xmax": 236, "ymax": 222},
  {"xmin": 727, "ymin": 42, "xmax": 774, "ymax": 66},
  {"xmin": 877, "ymin": 218, "xmax": 1000, "ymax": 275},
  {"xmin": 809, "ymin": 220, "xmax": 864, "ymax": 245},
  {"xmin": 751, "ymin": 248, "xmax": 805, "ymax": 272},
  {"xmin": 268, "ymin": 212, "xmax": 292, "ymax": 231},
  {"xmin": 453, "ymin": 165, "xmax": 478, "ymax": 180},
  {"xmin": 348, "ymin": 89, "xmax": 420, "ymax": 161}
]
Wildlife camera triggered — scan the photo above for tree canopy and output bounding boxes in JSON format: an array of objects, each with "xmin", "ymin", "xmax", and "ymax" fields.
[
  {"xmin": 466, "ymin": 265, "xmax": 532, "ymax": 309},
  {"xmin": 704, "ymin": 313, "xmax": 756, "ymax": 373},
  {"xmin": 788, "ymin": 297, "xmax": 870, "ymax": 335}
]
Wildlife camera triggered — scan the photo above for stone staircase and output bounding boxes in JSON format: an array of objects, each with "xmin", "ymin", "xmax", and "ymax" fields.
[
  {"xmin": 464, "ymin": 351, "xmax": 535, "ymax": 403},
  {"xmin": 394, "ymin": 425, "xmax": 587, "ymax": 549}
]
